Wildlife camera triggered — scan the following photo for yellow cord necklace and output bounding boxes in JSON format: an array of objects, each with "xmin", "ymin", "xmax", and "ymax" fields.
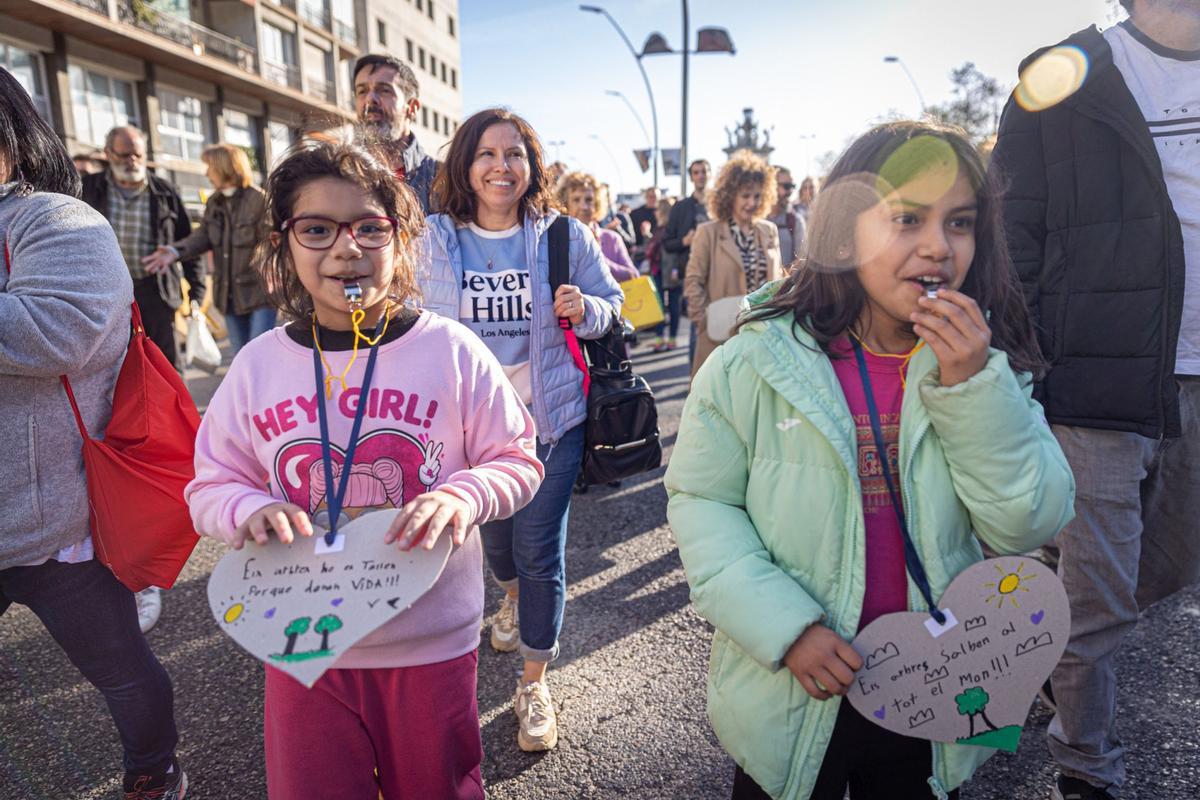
[
  {"xmin": 312, "ymin": 303, "xmax": 394, "ymax": 398},
  {"xmin": 848, "ymin": 330, "xmax": 925, "ymax": 390}
]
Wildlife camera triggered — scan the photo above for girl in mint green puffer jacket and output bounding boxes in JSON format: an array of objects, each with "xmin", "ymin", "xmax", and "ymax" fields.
[{"xmin": 665, "ymin": 122, "xmax": 1076, "ymax": 800}]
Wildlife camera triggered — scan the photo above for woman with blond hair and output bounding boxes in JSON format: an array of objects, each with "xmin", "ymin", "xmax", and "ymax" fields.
[
  {"xmin": 684, "ymin": 149, "xmax": 783, "ymax": 376},
  {"xmin": 143, "ymin": 143, "xmax": 271, "ymax": 353},
  {"xmin": 556, "ymin": 170, "xmax": 639, "ymax": 282}
]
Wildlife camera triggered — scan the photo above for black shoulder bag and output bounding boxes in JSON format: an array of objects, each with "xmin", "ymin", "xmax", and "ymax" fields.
[{"xmin": 548, "ymin": 216, "xmax": 662, "ymax": 485}]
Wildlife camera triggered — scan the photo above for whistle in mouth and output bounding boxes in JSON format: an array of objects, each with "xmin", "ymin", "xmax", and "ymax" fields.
[
  {"xmin": 924, "ymin": 286, "xmax": 940, "ymax": 300},
  {"xmin": 343, "ymin": 282, "xmax": 363, "ymax": 308}
]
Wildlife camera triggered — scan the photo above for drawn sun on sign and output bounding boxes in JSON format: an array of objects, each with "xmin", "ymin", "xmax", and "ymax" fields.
[
  {"xmin": 218, "ymin": 595, "xmax": 250, "ymax": 627},
  {"xmin": 983, "ymin": 561, "xmax": 1036, "ymax": 609}
]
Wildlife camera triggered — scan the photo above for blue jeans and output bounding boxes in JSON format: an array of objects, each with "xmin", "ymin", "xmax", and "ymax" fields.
[
  {"xmin": 654, "ymin": 284, "xmax": 683, "ymax": 340},
  {"xmin": 1047, "ymin": 377, "xmax": 1200, "ymax": 791},
  {"xmin": 480, "ymin": 423, "xmax": 585, "ymax": 663},
  {"xmin": 224, "ymin": 306, "xmax": 277, "ymax": 353},
  {"xmin": 0, "ymin": 558, "xmax": 178, "ymax": 775}
]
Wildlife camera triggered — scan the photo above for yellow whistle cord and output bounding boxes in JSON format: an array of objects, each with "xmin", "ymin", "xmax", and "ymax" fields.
[
  {"xmin": 312, "ymin": 304, "xmax": 393, "ymax": 398},
  {"xmin": 848, "ymin": 332, "xmax": 925, "ymax": 390}
]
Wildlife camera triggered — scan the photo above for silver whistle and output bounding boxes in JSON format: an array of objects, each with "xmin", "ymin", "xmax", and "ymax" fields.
[
  {"xmin": 925, "ymin": 286, "xmax": 940, "ymax": 300},
  {"xmin": 343, "ymin": 282, "xmax": 363, "ymax": 309}
]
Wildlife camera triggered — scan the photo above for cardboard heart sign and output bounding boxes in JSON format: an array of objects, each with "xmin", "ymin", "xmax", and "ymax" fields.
[
  {"xmin": 847, "ymin": 556, "xmax": 1069, "ymax": 752},
  {"xmin": 207, "ymin": 509, "xmax": 451, "ymax": 688}
]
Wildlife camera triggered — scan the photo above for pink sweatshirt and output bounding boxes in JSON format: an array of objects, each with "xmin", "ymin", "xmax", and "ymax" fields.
[{"xmin": 186, "ymin": 312, "xmax": 543, "ymax": 668}]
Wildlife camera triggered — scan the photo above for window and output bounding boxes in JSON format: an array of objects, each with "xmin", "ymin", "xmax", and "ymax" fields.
[
  {"xmin": 432, "ymin": 109, "xmax": 439, "ymax": 131},
  {"xmin": 68, "ymin": 65, "xmax": 138, "ymax": 147},
  {"xmin": 450, "ymin": 67, "xmax": 457, "ymax": 89},
  {"xmin": 223, "ymin": 109, "xmax": 261, "ymax": 170},
  {"xmin": 156, "ymin": 87, "xmax": 209, "ymax": 162},
  {"xmin": 406, "ymin": 38, "xmax": 414, "ymax": 62},
  {"xmin": 376, "ymin": 19, "xmax": 387, "ymax": 46},
  {"xmin": 430, "ymin": 54, "xmax": 437, "ymax": 76},
  {"xmin": 442, "ymin": 116, "xmax": 450, "ymax": 135},
  {"xmin": 440, "ymin": 63, "xmax": 446, "ymax": 83},
  {"xmin": 414, "ymin": 0, "xmax": 422, "ymax": 10},
  {"xmin": 421, "ymin": 106, "xmax": 427, "ymax": 128},
  {"xmin": 418, "ymin": 47, "xmax": 425, "ymax": 70},
  {"xmin": 268, "ymin": 120, "xmax": 294, "ymax": 167},
  {"xmin": 261, "ymin": 23, "xmax": 299, "ymax": 87},
  {"xmin": 261, "ymin": 23, "xmax": 297, "ymax": 66},
  {"xmin": 1, "ymin": 44, "xmax": 49, "ymax": 120},
  {"xmin": 448, "ymin": 15, "xmax": 456, "ymax": 37},
  {"xmin": 427, "ymin": 1, "xmax": 434, "ymax": 20}
]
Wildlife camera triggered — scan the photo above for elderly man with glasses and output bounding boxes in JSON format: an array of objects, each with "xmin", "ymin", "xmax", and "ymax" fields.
[
  {"xmin": 80, "ymin": 125, "xmax": 204, "ymax": 635},
  {"xmin": 81, "ymin": 126, "xmax": 204, "ymax": 377}
]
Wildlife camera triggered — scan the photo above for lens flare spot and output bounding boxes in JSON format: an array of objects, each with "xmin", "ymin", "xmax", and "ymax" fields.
[
  {"xmin": 1015, "ymin": 46, "xmax": 1089, "ymax": 112},
  {"xmin": 223, "ymin": 603, "xmax": 245, "ymax": 624}
]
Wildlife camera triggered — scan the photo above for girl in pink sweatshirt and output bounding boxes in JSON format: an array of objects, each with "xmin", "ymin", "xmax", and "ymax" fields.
[{"xmin": 185, "ymin": 137, "xmax": 543, "ymax": 800}]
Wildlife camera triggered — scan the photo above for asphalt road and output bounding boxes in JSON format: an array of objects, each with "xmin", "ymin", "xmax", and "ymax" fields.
[{"xmin": 2, "ymin": 338, "xmax": 1197, "ymax": 799}]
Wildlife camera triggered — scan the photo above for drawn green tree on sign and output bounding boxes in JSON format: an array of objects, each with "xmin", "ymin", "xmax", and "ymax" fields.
[
  {"xmin": 314, "ymin": 615, "xmax": 343, "ymax": 652},
  {"xmin": 282, "ymin": 617, "xmax": 312, "ymax": 656},
  {"xmin": 955, "ymin": 686, "xmax": 1000, "ymax": 738}
]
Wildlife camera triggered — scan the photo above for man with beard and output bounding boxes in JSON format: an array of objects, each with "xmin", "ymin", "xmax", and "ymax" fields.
[
  {"xmin": 353, "ymin": 54, "xmax": 438, "ymax": 214},
  {"xmin": 81, "ymin": 126, "xmax": 203, "ymax": 375}
]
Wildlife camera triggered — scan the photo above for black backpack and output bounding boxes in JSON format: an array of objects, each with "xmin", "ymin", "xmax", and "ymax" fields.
[{"xmin": 548, "ymin": 217, "xmax": 662, "ymax": 485}]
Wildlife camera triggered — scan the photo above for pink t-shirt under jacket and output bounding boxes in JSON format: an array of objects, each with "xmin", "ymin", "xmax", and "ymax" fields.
[
  {"xmin": 186, "ymin": 311, "xmax": 543, "ymax": 669},
  {"xmin": 830, "ymin": 339, "xmax": 911, "ymax": 631}
]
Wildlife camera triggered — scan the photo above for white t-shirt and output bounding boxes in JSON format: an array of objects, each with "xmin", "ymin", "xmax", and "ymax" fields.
[
  {"xmin": 1105, "ymin": 21, "xmax": 1200, "ymax": 375},
  {"xmin": 455, "ymin": 223, "xmax": 533, "ymax": 404}
]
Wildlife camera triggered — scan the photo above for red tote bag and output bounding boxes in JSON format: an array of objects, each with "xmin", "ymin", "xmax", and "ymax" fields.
[
  {"xmin": 60, "ymin": 301, "xmax": 202, "ymax": 591},
  {"xmin": 5, "ymin": 238, "xmax": 200, "ymax": 591}
]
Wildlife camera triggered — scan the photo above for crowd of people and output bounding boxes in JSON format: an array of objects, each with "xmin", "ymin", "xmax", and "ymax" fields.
[{"xmin": 0, "ymin": 0, "xmax": 1197, "ymax": 798}]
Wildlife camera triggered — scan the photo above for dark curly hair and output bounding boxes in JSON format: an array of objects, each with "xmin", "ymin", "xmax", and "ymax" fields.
[
  {"xmin": 257, "ymin": 133, "xmax": 425, "ymax": 321},
  {"xmin": 737, "ymin": 120, "xmax": 1046, "ymax": 379}
]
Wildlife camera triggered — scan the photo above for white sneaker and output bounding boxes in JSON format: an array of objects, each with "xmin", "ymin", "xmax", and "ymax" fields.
[
  {"xmin": 490, "ymin": 593, "xmax": 520, "ymax": 653},
  {"xmin": 514, "ymin": 679, "xmax": 558, "ymax": 752},
  {"xmin": 136, "ymin": 587, "xmax": 163, "ymax": 634}
]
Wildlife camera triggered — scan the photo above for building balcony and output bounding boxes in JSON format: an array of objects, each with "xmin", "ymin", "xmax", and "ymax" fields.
[
  {"xmin": 334, "ymin": 18, "xmax": 356, "ymax": 46},
  {"xmin": 68, "ymin": 0, "xmax": 108, "ymax": 14},
  {"xmin": 299, "ymin": 2, "xmax": 330, "ymax": 31},
  {"xmin": 263, "ymin": 59, "xmax": 302, "ymax": 90},
  {"xmin": 306, "ymin": 77, "xmax": 336, "ymax": 104},
  {"xmin": 117, "ymin": 3, "xmax": 257, "ymax": 73}
]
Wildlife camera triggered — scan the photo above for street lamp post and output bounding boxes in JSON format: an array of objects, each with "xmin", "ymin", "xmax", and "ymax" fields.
[
  {"xmin": 547, "ymin": 139, "xmax": 566, "ymax": 163},
  {"xmin": 605, "ymin": 89, "xmax": 653, "ymax": 179},
  {"xmin": 883, "ymin": 55, "xmax": 927, "ymax": 113},
  {"xmin": 639, "ymin": 3, "xmax": 736, "ymax": 195},
  {"xmin": 582, "ymin": 3, "xmax": 734, "ymax": 195},
  {"xmin": 590, "ymin": 133, "xmax": 626, "ymax": 193},
  {"xmin": 580, "ymin": 5, "xmax": 661, "ymax": 188}
]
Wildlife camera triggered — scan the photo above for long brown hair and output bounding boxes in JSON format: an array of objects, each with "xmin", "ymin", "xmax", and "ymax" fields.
[
  {"xmin": 738, "ymin": 120, "xmax": 1046, "ymax": 378},
  {"xmin": 431, "ymin": 108, "xmax": 557, "ymax": 223},
  {"xmin": 257, "ymin": 134, "xmax": 424, "ymax": 321}
]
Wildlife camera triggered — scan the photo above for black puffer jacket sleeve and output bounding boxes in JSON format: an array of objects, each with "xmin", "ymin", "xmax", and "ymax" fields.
[{"xmin": 992, "ymin": 95, "xmax": 1048, "ymax": 334}]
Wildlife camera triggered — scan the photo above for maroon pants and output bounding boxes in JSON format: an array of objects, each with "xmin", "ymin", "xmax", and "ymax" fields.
[{"xmin": 264, "ymin": 650, "xmax": 484, "ymax": 800}]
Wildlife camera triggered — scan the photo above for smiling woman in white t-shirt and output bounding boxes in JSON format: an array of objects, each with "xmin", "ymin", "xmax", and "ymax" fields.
[{"xmin": 417, "ymin": 107, "xmax": 624, "ymax": 754}]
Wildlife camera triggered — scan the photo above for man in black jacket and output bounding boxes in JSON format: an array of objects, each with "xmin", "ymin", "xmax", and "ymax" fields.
[
  {"xmin": 993, "ymin": 2, "xmax": 1199, "ymax": 798},
  {"xmin": 81, "ymin": 126, "xmax": 204, "ymax": 373},
  {"xmin": 663, "ymin": 159, "xmax": 710, "ymax": 365}
]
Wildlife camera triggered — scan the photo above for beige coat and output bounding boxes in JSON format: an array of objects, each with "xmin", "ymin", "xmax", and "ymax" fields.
[{"xmin": 683, "ymin": 218, "xmax": 782, "ymax": 376}]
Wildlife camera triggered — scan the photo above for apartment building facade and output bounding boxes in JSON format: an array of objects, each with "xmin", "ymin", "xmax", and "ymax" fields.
[{"xmin": 1, "ymin": 0, "xmax": 461, "ymax": 208}]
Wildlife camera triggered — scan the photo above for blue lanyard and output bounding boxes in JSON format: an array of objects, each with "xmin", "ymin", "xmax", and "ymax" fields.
[
  {"xmin": 312, "ymin": 316, "xmax": 387, "ymax": 546},
  {"xmin": 851, "ymin": 339, "xmax": 946, "ymax": 625}
]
